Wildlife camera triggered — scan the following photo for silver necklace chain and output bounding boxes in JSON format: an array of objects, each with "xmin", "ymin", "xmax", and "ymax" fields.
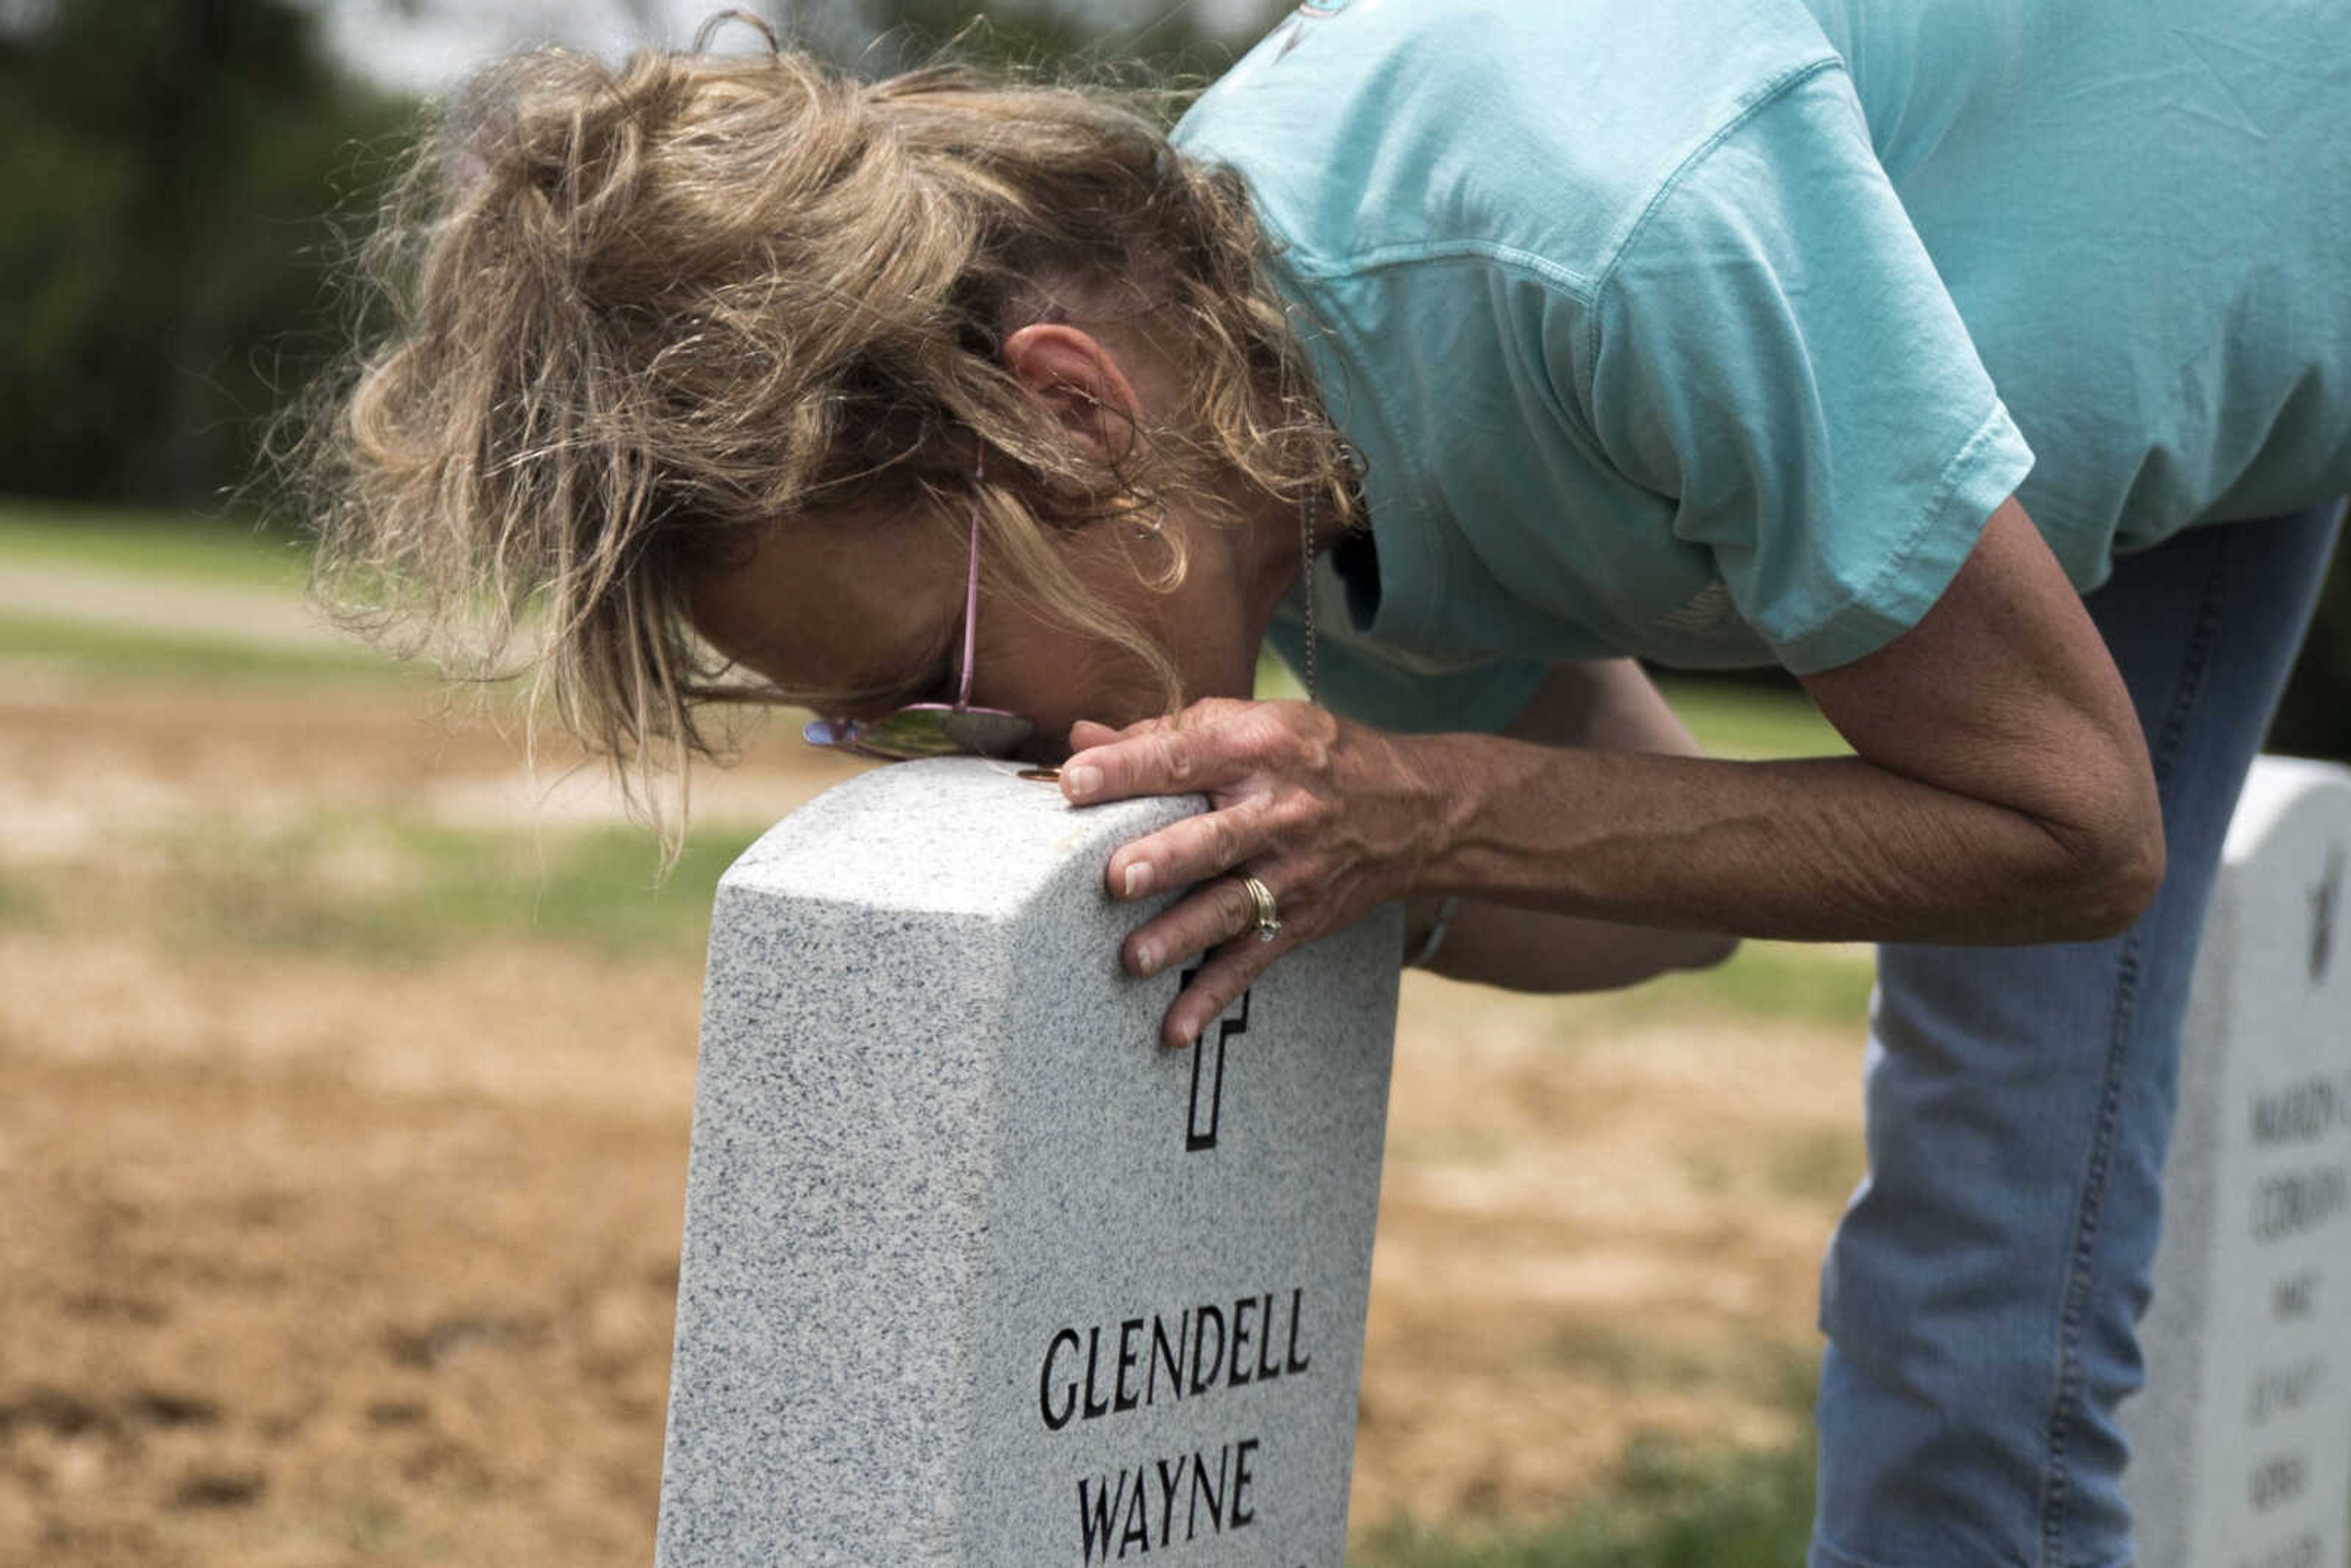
[
  {"xmin": 1298, "ymin": 437, "xmax": 1367, "ymax": 709},
  {"xmin": 1299, "ymin": 501, "xmax": 1318, "ymax": 707}
]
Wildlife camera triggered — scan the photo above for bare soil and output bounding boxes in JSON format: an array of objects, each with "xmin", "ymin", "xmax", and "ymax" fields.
[{"xmin": 0, "ymin": 674, "xmax": 1866, "ymax": 1566}]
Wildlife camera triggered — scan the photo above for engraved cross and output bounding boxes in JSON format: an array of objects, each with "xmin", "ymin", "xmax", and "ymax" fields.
[{"xmin": 1180, "ymin": 969, "xmax": 1252, "ymax": 1153}]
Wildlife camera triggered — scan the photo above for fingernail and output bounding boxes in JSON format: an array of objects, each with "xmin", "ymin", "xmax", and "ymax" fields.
[
  {"xmin": 1133, "ymin": 942, "xmax": 1158, "ymax": 975},
  {"xmin": 1065, "ymin": 764, "xmax": 1102, "ymax": 799},
  {"xmin": 1123, "ymin": 861, "xmax": 1154, "ymax": 899}
]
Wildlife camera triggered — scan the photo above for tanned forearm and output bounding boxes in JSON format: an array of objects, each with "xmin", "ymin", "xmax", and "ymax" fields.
[
  {"xmin": 1395, "ymin": 659, "xmax": 1739, "ymax": 990},
  {"xmin": 1403, "ymin": 738, "xmax": 2151, "ymax": 947},
  {"xmin": 1398, "ymin": 503, "xmax": 2165, "ymax": 950}
]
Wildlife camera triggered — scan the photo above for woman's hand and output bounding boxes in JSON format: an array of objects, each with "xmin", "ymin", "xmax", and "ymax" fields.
[{"xmin": 1060, "ymin": 698, "xmax": 1445, "ymax": 1049}]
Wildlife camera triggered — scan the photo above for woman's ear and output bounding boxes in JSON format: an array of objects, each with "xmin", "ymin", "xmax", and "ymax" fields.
[{"xmin": 1000, "ymin": 322, "xmax": 1149, "ymax": 467}]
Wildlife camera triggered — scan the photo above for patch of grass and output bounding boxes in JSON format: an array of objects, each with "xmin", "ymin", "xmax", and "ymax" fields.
[
  {"xmin": 1651, "ymin": 676, "xmax": 1849, "ymax": 760},
  {"xmin": 1357, "ymin": 1347, "xmax": 1820, "ymax": 1568},
  {"xmin": 1659, "ymin": 940, "xmax": 1877, "ymax": 1026},
  {"xmin": 1352, "ymin": 1435, "xmax": 1816, "ymax": 1568},
  {"xmin": 0, "ymin": 873, "xmax": 45, "ymax": 928},
  {"xmin": 1542, "ymin": 1324, "xmax": 1717, "ymax": 1389},
  {"xmin": 0, "ymin": 611, "xmax": 407, "ymax": 686},
  {"xmin": 162, "ymin": 814, "xmax": 767, "ymax": 962},
  {"xmin": 1767, "ymin": 1128, "xmax": 1866, "ymax": 1204},
  {"xmin": 1553, "ymin": 940, "xmax": 1877, "ymax": 1036},
  {"xmin": 1682, "ymin": 1148, "xmax": 1734, "ymax": 1198},
  {"xmin": 0, "ymin": 499, "xmax": 310, "ymax": 588},
  {"xmin": 495, "ymin": 823, "xmax": 767, "ymax": 955}
]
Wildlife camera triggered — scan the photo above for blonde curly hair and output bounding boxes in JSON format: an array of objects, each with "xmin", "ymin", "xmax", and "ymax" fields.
[{"xmin": 291, "ymin": 19, "xmax": 1359, "ymax": 846}]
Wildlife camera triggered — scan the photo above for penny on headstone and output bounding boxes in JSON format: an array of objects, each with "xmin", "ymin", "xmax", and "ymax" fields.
[
  {"xmin": 2124, "ymin": 757, "xmax": 2351, "ymax": 1568},
  {"xmin": 653, "ymin": 759, "xmax": 1404, "ymax": 1568}
]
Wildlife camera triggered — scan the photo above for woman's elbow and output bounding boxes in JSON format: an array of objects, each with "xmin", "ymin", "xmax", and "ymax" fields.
[
  {"xmin": 2038, "ymin": 805, "xmax": 2167, "ymax": 943},
  {"xmin": 2081, "ymin": 820, "xmax": 2167, "ymax": 939}
]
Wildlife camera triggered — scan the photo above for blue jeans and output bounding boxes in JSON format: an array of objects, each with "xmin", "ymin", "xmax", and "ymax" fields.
[{"xmin": 1810, "ymin": 501, "xmax": 2346, "ymax": 1568}]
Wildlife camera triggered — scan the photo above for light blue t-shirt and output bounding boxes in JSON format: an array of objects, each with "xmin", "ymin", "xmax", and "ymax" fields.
[{"xmin": 1171, "ymin": 0, "xmax": 2351, "ymax": 733}]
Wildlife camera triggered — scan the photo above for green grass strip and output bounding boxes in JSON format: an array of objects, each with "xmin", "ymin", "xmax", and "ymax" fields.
[
  {"xmin": 0, "ymin": 610, "xmax": 408, "ymax": 685},
  {"xmin": 144, "ymin": 814, "xmax": 764, "ymax": 962},
  {"xmin": 0, "ymin": 498, "xmax": 311, "ymax": 589},
  {"xmin": 1353, "ymin": 1436, "xmax": 1816, "ymax": 1568}
]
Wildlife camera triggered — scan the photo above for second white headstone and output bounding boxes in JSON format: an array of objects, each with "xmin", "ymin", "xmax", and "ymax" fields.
[{"xmin": 2124, "ymin": 757, "xmax": 2351, "ymax": 1568}]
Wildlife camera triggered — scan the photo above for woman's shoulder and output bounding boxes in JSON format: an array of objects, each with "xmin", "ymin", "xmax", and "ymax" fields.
[{"xmin": 1173, "ymin": 0, "xmax": 1841, "ymax": 285}]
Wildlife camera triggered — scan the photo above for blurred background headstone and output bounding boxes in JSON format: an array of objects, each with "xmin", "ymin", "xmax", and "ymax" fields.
[{"xmin": 2124, "ymin": 757, "xmax": 2351, "ymax": 1568}]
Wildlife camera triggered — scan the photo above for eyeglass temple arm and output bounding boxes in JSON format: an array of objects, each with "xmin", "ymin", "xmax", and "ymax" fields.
[{"xmin": 958, "ymin": 449, "xmax": 984, "ymax": 710}]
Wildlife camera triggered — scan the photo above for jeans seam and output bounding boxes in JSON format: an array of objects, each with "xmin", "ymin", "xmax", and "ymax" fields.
[{"xmin": 2035, "ymin": 530, "xmax": 2232, "ymax": 1567}]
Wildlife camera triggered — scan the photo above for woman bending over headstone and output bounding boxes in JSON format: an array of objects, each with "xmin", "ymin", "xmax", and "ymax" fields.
[{"xmin": 293, "ymin": 4, "xmax": 2350, "ymax": 1564}]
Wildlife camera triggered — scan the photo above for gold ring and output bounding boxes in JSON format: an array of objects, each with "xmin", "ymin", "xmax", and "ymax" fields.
[{"xmin": 1235, "ymin": 874, "xmax": 1281, "ymax": 943}]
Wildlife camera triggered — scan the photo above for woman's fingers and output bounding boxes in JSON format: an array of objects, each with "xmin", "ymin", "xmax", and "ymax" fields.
[
  {"xmin": 1122, "ymin": 866, "xmax": 1270, "ymax": 979},
  {"xmin": 1060, "ymin": 698, "xmax": 1265, "ymax": 806},
  {"xmin": 1062, "ymin": 727, "xmax": 1209, "ymax": 805},
  {"xmin": 1160, "ymin": 927, "xmax": 1293, "ymax": 1051},
  {"xmin": 1058, "ymin": 699, "xmax": 1385, "ymax": 1048},
  {"xmin": 1106, "ymin": 798, "xmax": 1274, "ymax": 901}
]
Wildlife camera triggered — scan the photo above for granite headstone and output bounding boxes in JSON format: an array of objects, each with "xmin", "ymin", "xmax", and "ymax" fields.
[
  {"xmin": 2124, "ymin": 757, "xmax": 2351, "ymax": 1568},
  {"xmin": 654, "ymin": 758, "xmax": 1404, "ymax": 1567}
]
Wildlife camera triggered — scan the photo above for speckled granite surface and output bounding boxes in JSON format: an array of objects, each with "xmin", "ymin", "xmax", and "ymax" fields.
[
  {"xmin": 2121, "ymin": 759, "xmax": 2351, "ymax": 1568},
  {"xmin": 655, "ymin": 758, "xmax": 1403, "ymax": 1567}
]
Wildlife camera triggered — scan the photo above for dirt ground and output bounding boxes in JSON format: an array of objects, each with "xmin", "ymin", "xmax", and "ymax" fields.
[{"xmin": 0, "ymin": 672, "xmax": 1869, "ymax": 1566}]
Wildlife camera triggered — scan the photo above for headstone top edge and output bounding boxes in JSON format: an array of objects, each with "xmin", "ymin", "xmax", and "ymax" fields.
[
  {"xmin": 715, "ymin": 758, "xmax": 1207, "ymax": 916},
  {"xmin": 2221, "ymin": 757, "xmax": 2351, "ymax": 867}
]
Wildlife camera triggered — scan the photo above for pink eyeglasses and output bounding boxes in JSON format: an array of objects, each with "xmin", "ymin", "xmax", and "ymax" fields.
[{"xmin": 800, "ymin": 451, "xmax": 1037, "ymax": 762}]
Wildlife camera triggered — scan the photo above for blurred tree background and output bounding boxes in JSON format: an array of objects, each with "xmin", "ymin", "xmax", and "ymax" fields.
[
  {"xmin": 0, "ymin": 0, "xmax": 410, "ymax": 503},
  {"xmin": 1, "ymin": 0, "xmax": 2344, "ymax": 759},
  {"xmin": 0, "ymin": 0, "xmax": 1253, "ymax": 510}
]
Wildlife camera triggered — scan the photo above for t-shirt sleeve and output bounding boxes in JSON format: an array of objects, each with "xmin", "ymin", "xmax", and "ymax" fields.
[{"xmin": 1561, "ymin": 64, "xmax": 2036, "ymax": 675}]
